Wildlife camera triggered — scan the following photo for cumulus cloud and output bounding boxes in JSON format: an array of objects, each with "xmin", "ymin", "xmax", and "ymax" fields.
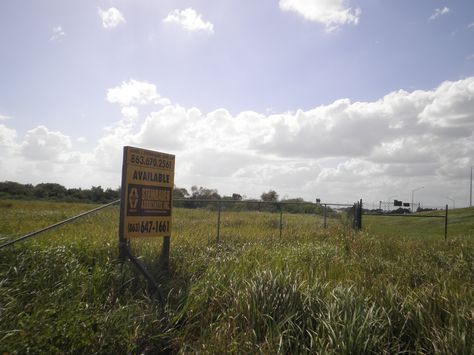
[
  {"xmin": 2, "ymin": 76, "xmax": 474, "ymax": 206},
  {"xmin": 163, "ymin": 8, "xmax": 214, "ymax": 33},
  {"xmin": 49, "ymin": 26, "xmax": 66, "ymax": 42},
  {"xmin": 279, "ymin": 0, "xmax": 361, "ymax": 31},
  {"xmin": 0, "ymin": 123, "xmax": 17, "ymax": 154},
  {"xmin": 106, "ymin": 80, "xmax": 171, "ymax": 107},
  {"xmin": 429, "ymin": 7, "xmax": 450, "ymax": 21},
  {"xmin": 21, "ymin": 126, "xmax": 72, "ymax": 161},
  {"xmin": 98, "ymin": 7, "xmax": 126, "ymax": 29}
]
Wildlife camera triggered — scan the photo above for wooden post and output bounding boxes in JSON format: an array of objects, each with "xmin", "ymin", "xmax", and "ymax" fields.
[
  {"xmin": 444, "ymin": 204, "xmax": 448, "ymax": 240},
  {"xmin": 118, "ymin": 147, "xmax": 128, "ymax": 263}
]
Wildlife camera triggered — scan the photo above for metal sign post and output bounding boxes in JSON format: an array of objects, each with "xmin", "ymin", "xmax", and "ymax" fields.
[{"xmin": 119, "ymin": 146, "xmax": 175, "ymax": 295}]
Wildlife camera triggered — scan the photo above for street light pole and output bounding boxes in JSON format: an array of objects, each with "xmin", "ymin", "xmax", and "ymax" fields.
[
  {"xmin": 446, "ymin": 197, "xmax": 455, "ymax": 210},
  {"xmin": 411, "ymin": 186, "xmax": 424, "ymax": 213}
]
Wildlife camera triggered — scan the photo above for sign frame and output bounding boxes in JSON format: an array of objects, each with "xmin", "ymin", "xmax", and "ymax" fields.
[{"xmin": 119, "ymin": 145, "xmax": 175, "ymax": 272}]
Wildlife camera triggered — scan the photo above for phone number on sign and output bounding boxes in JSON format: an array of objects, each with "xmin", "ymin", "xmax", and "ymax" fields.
[
  {"xmin": 128, "ymin": 220, "xmax": 170, "ymax": 234},
  {"xmin": 130, "ymin": 154, "xmax": 173, "ymax": 169}
]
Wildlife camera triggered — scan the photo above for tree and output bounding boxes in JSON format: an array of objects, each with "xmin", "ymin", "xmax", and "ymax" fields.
[
  {"xmin": 173, "ymin": 186, "xmax": 189, "ymax": 199},
  {"xmin": 261, "ymin": 190, "xmax": 278, "ymax": 202},
  {"xmin": 232, "ymin": 193, "xmax": 242, "ymax": 201},
  {"xmin": 0, "ymin": 181, "xmax": 33, "ymax": 197},
  {"xmin": 190, "ymin": 186, "xmax": 221, "ymax": 200},
  {"xmin": 33, "ymin": 183, "xmax": 67, "ymax": 199}
]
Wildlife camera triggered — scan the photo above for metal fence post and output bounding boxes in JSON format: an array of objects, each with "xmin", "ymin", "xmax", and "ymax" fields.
[
  {"xmin": 444, "ymin": 204, "xmax": 448, "ymax": 240},
  {"xmin": 279, "ymin": 204, "xmax": 283, "ymax": 238},
  {"xmin": 323, "ymin": 204, "xmax": 327, "ymax": 228},
  {"xmin": 161, "ymin": 236, "xmax": 170, "ymax": 270},
  {"xmin": 216, "ymin": 201, "xmax": 221, "ymax": 243}
]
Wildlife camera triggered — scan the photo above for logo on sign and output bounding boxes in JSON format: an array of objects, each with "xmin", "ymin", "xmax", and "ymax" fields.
[{"xmin": 129, "ymin": 187, "xmax": 139, "ymax": 209}]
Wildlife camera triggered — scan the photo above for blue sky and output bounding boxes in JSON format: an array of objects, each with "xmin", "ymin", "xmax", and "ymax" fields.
[{"xmin": 1, "ymin": 0, "xmax": 473, "ymax": 207}]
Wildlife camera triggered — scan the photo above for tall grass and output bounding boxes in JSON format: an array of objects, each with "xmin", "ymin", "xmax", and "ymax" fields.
[{"xmin": 0, "ymin": 200, "xmax": 473, "ymax": 354}]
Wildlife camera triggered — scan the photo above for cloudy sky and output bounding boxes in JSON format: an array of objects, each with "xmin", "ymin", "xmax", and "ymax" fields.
[{"xmin": 1, "ymin": 0, "xmax": 474, "ymax": 208}]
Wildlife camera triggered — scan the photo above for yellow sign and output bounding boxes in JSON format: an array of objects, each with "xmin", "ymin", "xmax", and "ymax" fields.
[{"xmin": 119, "ymin": 146, "xmax": 175, "ymax": 238}]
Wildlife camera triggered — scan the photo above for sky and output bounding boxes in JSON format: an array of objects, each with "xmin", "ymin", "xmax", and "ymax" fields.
[{"xmin": 0, "ymin": 0, "xmax": 474, "ymax": 208}]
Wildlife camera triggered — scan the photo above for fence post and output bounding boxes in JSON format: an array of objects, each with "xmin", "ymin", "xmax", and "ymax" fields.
[
  {"xmin": 279, "ymin": 204, "xmax": 283, "ymax": 238},
  {"xmin": 444, "ymin": 204, "xmax": 448, "ymax": 240},
  {"xmin": 358, "ymin": 199, "xmax": 363, "ymax": 230},
  {"xmin": 323, "ymin": 204, "xmax": 327, "ymax": 228},
  {"xmin": 216, "ymin": 201, "xmax": 221, "ymax": 243},
  {"xmin": 352, "ymin": 203, "xmax": 357, "ymax": 230},
  {"xmin": 161, "ymin": 236, "xmax": 170, "ymax": 270}
]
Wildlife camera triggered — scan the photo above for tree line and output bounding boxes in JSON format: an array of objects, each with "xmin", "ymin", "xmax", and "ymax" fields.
[
  {"xmin": 0, "ymin": 181, "xmax": 120, "ymax": 203},
  {"xmin": 0, "ymin": 181, "xmax": 328, "ymax": 214}
]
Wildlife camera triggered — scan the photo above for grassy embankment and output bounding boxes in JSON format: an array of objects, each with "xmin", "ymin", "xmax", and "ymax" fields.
[{"xmin": 0, "ymin": 199, "xmax": 473, "ymax": 354}]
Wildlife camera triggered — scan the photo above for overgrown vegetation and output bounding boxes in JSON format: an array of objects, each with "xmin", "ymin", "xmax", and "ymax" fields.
[{"xmin": 1, "ymin": 200, "xmax": 473, "ymax": 354}]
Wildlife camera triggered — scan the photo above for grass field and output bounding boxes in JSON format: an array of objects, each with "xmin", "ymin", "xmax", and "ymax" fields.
[{"xmin": 0, "ymin": 199, "xmax": 473, "ymax": 354}]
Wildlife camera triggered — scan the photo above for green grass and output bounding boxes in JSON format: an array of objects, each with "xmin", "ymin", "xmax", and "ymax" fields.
[
  {"xmin": 364, "ymin": 207, "xmax": 474, "ymax": 240},
  {"xmin": 0, "ymin": 199, "xmax": 473, "ymax": 354}
]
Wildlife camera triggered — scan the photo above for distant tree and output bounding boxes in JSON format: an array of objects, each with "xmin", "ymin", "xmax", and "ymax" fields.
[
  {"xmin": 0, "ymin": 181, "xmax": 33, "ymax": 197},
  {"xmin": 90, "ymin": 186, "xmax": 105, "ymax": 202},
  {"xmin": 261, "ymin": 190, "xmax": 278, "ymax": 202},
  {"xmin": 190, "ymin": 185, "xmax": 221, "ymax": 200},
  {"xmin": 173, "ymin": 186, "xmax": 189, "ymax": 199},
  {"xmin": 33, "ymin": 183, "xmax": 67, "ymax": 199},
  {"xmin": 66, "ymin": 188, "xmax": 85, "ymax": 201},
  {"xmin": 104, "ymin": 187, "xmax": 120, "ymax": 201},
  {"xmin": 232, "ymin": 193, "xmax": 242, "ymax": 201}
]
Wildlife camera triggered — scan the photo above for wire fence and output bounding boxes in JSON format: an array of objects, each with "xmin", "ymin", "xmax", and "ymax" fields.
[
  {"xmin": 0, "ymin": 199, "xmax": 359, "ymax": 249},
  {"xmin": 172, "ymin": 199, "xmax": 357, "ymax": 242},
  {"xmin": 1, "ymin": 198, "xmax": 449, "ymax": 250}
]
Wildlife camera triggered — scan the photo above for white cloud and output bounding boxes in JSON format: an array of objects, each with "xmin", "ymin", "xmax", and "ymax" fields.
[
  {"xmin": 279, "ymin": 0, "xmax": 361, "ymax": 31},
  {"xmin": 1, "ymin": 77, "xmax": 474, "ymax": 206},
  {"xmin": 468, "ymin": 22, "xmax": 474, "ymax": 29},
  {"xmin": 98, "ymin": 7, "xmax": 126, "ymax": 29},
  {"xmin": 49, "ymin": 26, "xmax": 66, "ymax": 42},
  {"xmin": 121, "ymin": 106, "xmax": 139, "ymax": 122},
  {"xmin": 0, "ymin": 123, "xmax": 17, "ymax": 154},
  {"xmin": 163, "ymin": 8, "xmax": 214, "ymax": 34},
  {"xmin": 21, "ymin": 126, "xmax": 72, "ymax": 161},
  {"xmin": 429, "ymin": 7, "xmax": 450, "ymax": 21},
  {"xmin": 106, "ymin": 80, "xmax": 171, "ymax": 106},
  {"xmin": 0, "ymin": 114, "xmax": 11, "ymax": 121},
  {"xmin": 96, "ymin": 77, "xmax": 473, "ymax": 204}
]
